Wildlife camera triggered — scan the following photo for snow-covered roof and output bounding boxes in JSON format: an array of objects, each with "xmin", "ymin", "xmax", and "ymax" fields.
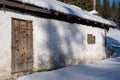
[{"xmin": 18, "ymin": 0, "xmax": 116, "ymax": 27}]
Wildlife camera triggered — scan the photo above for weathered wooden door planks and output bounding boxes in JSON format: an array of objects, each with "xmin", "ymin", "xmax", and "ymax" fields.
[{"xmin": 12, "ymin": 18, "xmax": 33, "ymax": 73}]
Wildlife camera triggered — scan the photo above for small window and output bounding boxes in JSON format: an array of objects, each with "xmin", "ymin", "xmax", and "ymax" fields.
[{"xmin": 87, "ymin": 34, "xmax": 96, "ymax": 44}]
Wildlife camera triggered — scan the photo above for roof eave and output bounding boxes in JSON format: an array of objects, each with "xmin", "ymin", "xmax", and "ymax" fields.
[{"xmin": 0, "ymin": 0, "xmax": 116, "ymax": 29}]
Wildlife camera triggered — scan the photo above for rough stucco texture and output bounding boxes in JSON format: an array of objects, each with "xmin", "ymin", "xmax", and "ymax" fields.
[
  {"xmin": 0, "ymin": 10, "xmax": 12, "ymax": 80},
  {"xmin": 33, "ymin": 19, "xmax": 106, "ymax": 70},
  {"xmin": 0, "ymin": 10, "xmax": 106, "ymax": 79}
]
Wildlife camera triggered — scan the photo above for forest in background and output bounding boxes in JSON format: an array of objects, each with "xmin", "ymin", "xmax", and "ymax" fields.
[{"xmin": 58, "ymin": 0, "xmax": 120, "ymax": 27}]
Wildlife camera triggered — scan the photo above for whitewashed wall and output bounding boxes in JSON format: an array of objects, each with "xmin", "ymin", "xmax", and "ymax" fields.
[
  {"xmin": 34, "ymin": 20, "xmax": 106, "ymax": 71},
  {"xmin": 0, "ymin": 10, "xmax": 106, "ymax": 79},
  {"xmin": 0, "ymin": 10, "xmax": 12, "ymax": 80}
]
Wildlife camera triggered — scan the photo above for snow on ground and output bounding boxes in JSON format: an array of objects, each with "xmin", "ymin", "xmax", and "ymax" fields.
[
  {"xmin": 107, "ymin": 28, "xmax": 120, "ymax": 47},
  {"xmin": 107, "ymin": 28, "xmax": 120, "ymax": 56},
  {"xmin": 17, "ymin": 57, "xmax": 120, "ymax": 80},
  {"xmin": 17, "ymin": 28, "xmax": 120, "ymax": 80}
]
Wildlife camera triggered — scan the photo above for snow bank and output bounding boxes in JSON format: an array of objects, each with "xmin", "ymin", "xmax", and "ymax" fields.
[
  {"xmin": 107, "ymin": 28, "xmax": 120, "ymax": 56},
  {"xmin": 17, "ymin": 57, "xmax": 120, "ymax": 80},
  {"xmin": 107, "ymin": 28, "xmax": 120, "ymax": 47},
  {"xmin": 20, "ymin": 0, "xmax": 116, "ymax": 27}
]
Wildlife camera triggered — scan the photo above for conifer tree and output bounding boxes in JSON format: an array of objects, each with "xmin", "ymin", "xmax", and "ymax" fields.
[
  {"xmin": 110, "ymin": 0, "xmax": 117, "ymax": 22},
  {"xmin": 110, "ymin": 0, "xmax": 120, "ymax": 27},
  {"xmin": 102, "ymin": 0, "xmax": 110, "ymax": 19},
  {"xmin": 118, "ymin": 2, "xmax": 120, "ymax": 27},
  {"xmin": 78, "ymin": 0, "xmax": 92, "ymax": 11},
  {"xmin": 96, "ymin": 0, "xmax": 102, "ymax": 15}
]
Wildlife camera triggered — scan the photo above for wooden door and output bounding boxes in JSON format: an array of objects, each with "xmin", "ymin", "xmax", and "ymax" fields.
[{"xmin": 12, "ymin": 18, "xmax": 33, "ymax": 73}]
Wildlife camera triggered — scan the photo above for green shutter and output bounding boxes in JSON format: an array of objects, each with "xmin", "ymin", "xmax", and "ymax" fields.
[
  {"xmin": 87, "ymin": 34, "xmax": 90, "ymax": 44},
  {"xmin": 93, "ymin": 36, "xmax": 96, "ymax": 44}
]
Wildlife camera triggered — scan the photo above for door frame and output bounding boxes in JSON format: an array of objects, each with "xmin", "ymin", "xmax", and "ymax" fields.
[{"xmin": 11, "ymin": 18, "xmax": 33, "ymax": 73}]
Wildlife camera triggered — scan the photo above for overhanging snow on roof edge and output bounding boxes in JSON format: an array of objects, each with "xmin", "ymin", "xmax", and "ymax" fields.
[
  {"xmin": 0, "ymin": 0, "xmax": 117, "ymax": 28},
  {"xmin": 19, "ymin": 0, "xmax": 116, "ymax": 27},
  {"xmin": 89, "ymin": 10, "xmax": 98, "ymax": 15}
]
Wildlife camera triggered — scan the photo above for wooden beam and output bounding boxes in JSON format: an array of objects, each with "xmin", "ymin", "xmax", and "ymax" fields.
[
  {"xmin": 0, "ymin": 0, "xmax": 5, "ymax": 4},
  {"xmin": 0, "ymin": 0, "xmax": 116, "ymax": 29},
  {"xmin": 0, "ymin": 0, "xmax": 51, "ymax": 14}
]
